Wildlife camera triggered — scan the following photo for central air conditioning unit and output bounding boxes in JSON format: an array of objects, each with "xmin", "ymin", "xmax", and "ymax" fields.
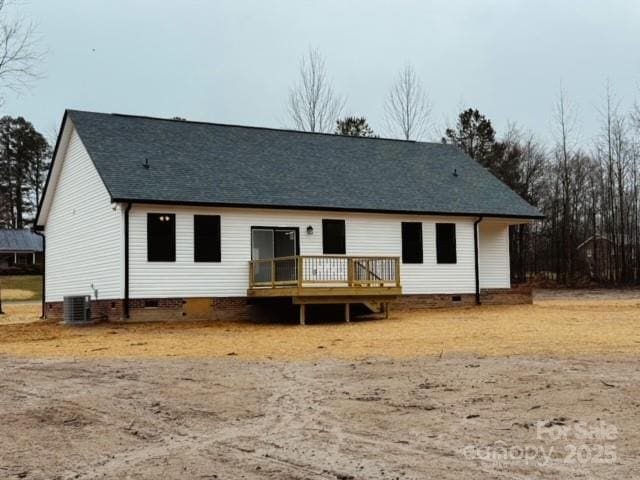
[{"xmin": 63, "ymin": 295, "xmax": 92, "ymax": 324}]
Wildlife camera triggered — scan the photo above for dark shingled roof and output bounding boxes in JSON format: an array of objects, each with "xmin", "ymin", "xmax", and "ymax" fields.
[
  {"xmin": 66, "ymin": 110, "xmax": 542, "ymax": 219},
  {"xmin": 0, "ymin": 229, "xmax": 43, "ymax": 252}
]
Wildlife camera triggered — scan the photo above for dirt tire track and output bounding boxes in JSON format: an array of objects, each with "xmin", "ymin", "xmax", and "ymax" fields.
[{"xmin": 1, "ymin": 356, "xmax": 639, "ymax": 479}]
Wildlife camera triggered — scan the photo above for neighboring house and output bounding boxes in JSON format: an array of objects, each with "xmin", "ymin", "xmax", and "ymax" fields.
[
  {"xmin": 576, "ymin": 235, "xmax": 612, "ymax": 280},
  {"xmin": 35, "ymin": 110, "xmax": 542, "ymax": 323},
  {"xmin": 577, "ymin": 234, "xmax": 637, "ymax": 281},
  {"xmin": 0, "ymin": 229, "xmax": 43, "ymax": 272}
]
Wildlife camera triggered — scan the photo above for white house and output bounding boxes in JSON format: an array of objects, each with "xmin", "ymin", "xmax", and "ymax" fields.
[
  {"xmin": 0, "ymin": 228, "xmax": 43, "ymax": 271},
  {"xmin": 35, "ymin": 110, "xmax": 541, "ymax": 323}
]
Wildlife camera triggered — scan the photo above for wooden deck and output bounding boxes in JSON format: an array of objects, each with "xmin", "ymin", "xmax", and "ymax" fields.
[
  {"xmin": 247, "ymin": 286, "xmax": 402, "ymax": 298},
  {"xmin": 247, "ymin": 255, "xmax": 402, "ymax": 324}
]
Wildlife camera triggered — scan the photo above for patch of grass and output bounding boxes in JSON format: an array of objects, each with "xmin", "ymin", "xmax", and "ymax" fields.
[{"xmin": 0, "ymin": 275, "xmax": 42, "ymax": 301}]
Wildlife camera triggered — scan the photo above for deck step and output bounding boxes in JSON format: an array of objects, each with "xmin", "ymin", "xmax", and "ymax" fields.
[{"xmin": 362, "ymin": 301, "xmax": 383, "ymax": 314}]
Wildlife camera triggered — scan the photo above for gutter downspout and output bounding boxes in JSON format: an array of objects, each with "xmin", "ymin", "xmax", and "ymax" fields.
[
  {"xmin": 33, "ymin": 229, "xmax": 45, "ymax": 318},
  {"xmin": 474, "ymin": 217, "xmax": 483, "ymax": 305},
  {"xmin": 124, "ymin": 202, "xmax": 132, "ymax": 319}
]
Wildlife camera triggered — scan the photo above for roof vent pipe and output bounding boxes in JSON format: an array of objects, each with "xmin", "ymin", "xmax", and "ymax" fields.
[
  {"xmin": 453, "ymin": 168, "xmax": 458, "ymax": 177},
  {"xmin": 143, "ymin": 158, "xmax": 150, "ymax": 169}
]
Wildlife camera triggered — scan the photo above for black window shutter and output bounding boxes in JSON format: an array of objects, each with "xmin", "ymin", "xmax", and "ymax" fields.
[
  {"xmin": 322, "ymin": 219, "xmax": 346, "ymax": 254},
  {"xmin": 147, "ymin": 213, "xmax": 176, "ymax": 262},
  {"xmin": 436, "ymin": 223, "xmax": 457, "ymax": 264},
  {"xmin": 194, "ymin": 215, "xmax": 221, "ymax": 262},
  {"xmin": 401, "ymin": 222, "xmax": 423, "ymax": 264}
]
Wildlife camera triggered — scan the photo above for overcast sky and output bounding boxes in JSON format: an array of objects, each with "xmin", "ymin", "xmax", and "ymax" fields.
[{"xmin": 4, "ymin": 0, "xmax": 640, "ymax": 146}]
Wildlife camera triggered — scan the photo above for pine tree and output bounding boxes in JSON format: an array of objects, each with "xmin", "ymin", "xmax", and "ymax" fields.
[
  {"xmin": 335, "ymin": 116, "xmax": 376, "ymax": 137},
  {"xmin": 0, "ymin": 116, "xmax": 50, "ymax": 228},
  {"xmin": 442, "ymin": 108, "xmax": 497, "ymax": 167}
]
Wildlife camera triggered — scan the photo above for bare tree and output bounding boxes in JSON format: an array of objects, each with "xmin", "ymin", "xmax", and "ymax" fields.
[
  {"xmin": 287, "ymin": 48, "xmax": 344, "ymax": 133},
  {"xmin": 0, "ymin": 0, "xmax": 42, "ymax": 105},
  {"xmin": 552, "ymin": 86, "xmax": 579, "ymax": 282},
  {"xmin": 500, "ymin": 124, "xmax": 546, "ymax": 282},
  {"xmin": 385, "ymin": 64, "xmax": 431, "ymax": 140}
]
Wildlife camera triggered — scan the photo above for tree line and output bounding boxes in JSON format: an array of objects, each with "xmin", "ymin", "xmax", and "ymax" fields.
[
  {"xmin": 288, "ymin": 48, "xmax": 640, "ymax": 285},
  {"xmin": 2, "ymin": 15, "xmax": 639, "ymax": 287},
  {"xmin": 442, "ymin": 90, "xmax": 640, "ymax": 286}
]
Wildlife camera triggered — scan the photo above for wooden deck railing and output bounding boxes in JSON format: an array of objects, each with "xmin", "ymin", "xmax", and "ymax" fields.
[{"xmin": 248, "ymin": 255, "xmax": 401, "ymax": 289}]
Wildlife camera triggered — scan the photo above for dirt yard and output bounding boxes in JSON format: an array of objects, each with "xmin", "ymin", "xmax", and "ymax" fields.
[
  {"xmin": 2, "ymin": 291, "xmax": 640, "ymax": 359},
  {"xmin": 0, "ymin": 290, "xmax": 639, "ymax": 479}
]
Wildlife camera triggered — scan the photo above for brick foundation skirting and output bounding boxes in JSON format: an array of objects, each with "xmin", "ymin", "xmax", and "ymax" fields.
[
  {"xmin": 128, "ymin": 298, "xmax": 184, "ymax": 322},
  {"xmin": 395, "ymin": 287, "xmax": 533, "ymax": 310},
  {"xmin": 44, "ymin": 287, "xmax": 533, "ymax": 322},
  {"xmin": 45, "ymin": 299, "xmax": 124, "ymax": 322},
  {"xmin": 394, "ymin": 293, "xmax": 477, "ymax": 310},
  {"xmin": 480, "ymin": 286, "xmax": 533, "ymax": 305}
]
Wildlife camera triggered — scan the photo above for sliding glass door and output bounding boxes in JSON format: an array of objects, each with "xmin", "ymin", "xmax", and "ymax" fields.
[{"xmin": 251, "ymin": 227, "xmax": 298, "ymax": 283}]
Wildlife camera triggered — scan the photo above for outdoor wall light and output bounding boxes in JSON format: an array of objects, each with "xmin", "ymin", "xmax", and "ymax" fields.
[{"xmin": 306, "ymin": 225, "xmax": 314, "ymax": 235}]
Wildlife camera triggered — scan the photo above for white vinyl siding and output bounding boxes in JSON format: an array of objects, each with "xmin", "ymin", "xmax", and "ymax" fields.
[
  {"xmin": 44, "ymin": 126, "xmax": 123, "ymax": 302},
  {"xmin": 479, "ymin": 222, "xmax": 511, "ymax": 288},
  {"xmin": 129, "ymin": 205, "xmax": 479, "ymax": 298}
]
